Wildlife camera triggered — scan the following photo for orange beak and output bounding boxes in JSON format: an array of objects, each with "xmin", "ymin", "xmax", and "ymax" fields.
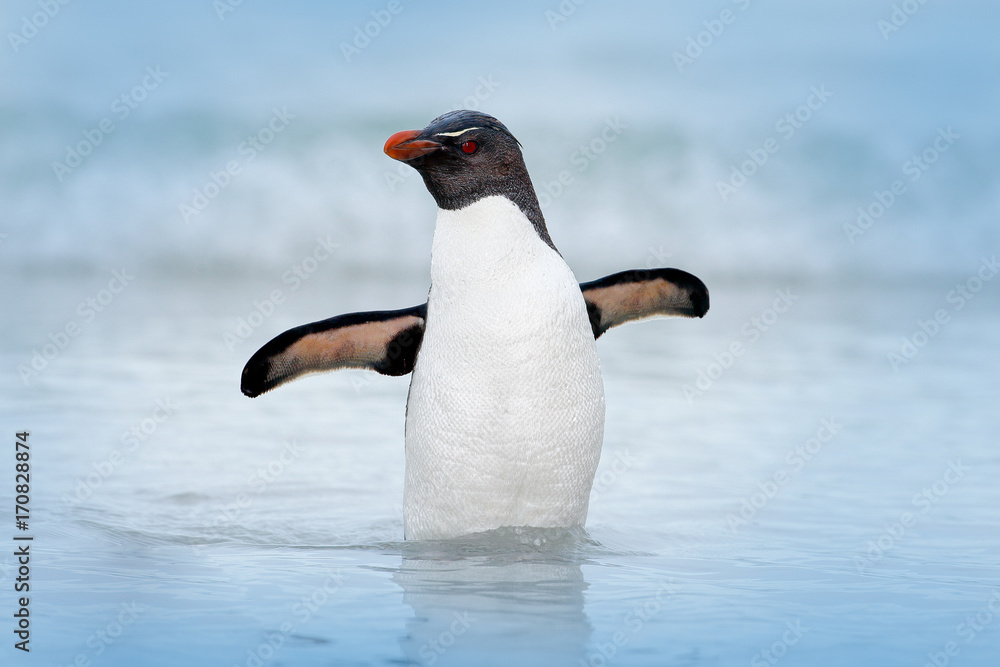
[{"xmin": 383, "ymin": 129, "xmax": 442, "ymax": 161}]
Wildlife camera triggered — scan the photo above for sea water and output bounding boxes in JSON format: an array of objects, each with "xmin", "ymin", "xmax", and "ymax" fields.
[{"xmin": 2, "ymin": 270, "xmax": 998, "ymax": 666}]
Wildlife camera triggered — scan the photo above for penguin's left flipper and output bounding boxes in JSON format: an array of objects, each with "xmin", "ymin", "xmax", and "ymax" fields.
[
  {"xmin": 241, "ymin": 304, "xmax": 426, "ymax": 398},
  {"xmin": 581, "ymin": 268, "xmax": 709, "ymax": 339}
]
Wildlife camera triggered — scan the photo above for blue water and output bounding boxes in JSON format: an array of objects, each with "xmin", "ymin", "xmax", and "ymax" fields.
[
  {"xmin": 2, "ymin": 1, "xmax": 999, "ymax": 665},
  {"xmin": 3, "ymin": 272, "xmax": 999, "ymax": 666}
]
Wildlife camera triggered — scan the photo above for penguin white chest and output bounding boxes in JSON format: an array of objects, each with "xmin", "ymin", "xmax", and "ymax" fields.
[{"xmin": 403, "ymin": 196, "xmax": 605, "ymax": 540}]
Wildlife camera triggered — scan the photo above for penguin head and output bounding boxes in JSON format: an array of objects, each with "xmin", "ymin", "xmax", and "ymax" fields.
[{"xmin": 384, "ymin": 110, "xmax": 553, "ymax": 247}]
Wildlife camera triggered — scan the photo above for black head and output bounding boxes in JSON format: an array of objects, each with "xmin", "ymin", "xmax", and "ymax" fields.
[{"xmin": 384, "ymin": 110, "xmax": 554, "ymax": 249}]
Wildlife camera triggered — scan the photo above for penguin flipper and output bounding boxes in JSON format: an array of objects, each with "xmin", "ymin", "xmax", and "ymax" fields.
[
  {"xmin": 580, "ymin": 268, "xmax": 709, "ymax": 339},
  {"xmin": 241, "ymin": 304, "xmax": 426, "ymax": 397}
]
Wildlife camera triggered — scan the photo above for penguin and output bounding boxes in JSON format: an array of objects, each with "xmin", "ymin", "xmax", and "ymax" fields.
[{"xmin": 241, "ymin": 110, "xmax": 708, "ymax": 540}]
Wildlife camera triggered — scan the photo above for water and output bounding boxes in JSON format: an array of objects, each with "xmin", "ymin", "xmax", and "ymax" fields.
[
  {"xmin": 2, "ymin": 0, "xmax": 997, "ymax": 278},
  {"xmin": 2, "ymin": 270, "xmax": 998, "ymax": 665},
  {"xmin": 2, "ymin": 0, "xmax": 999, "ymax": 665}
]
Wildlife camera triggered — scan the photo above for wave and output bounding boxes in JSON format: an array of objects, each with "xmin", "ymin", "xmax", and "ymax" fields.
[{"xmin": 2, "ymin": 0, "xmax": 996, "ymax": 280}]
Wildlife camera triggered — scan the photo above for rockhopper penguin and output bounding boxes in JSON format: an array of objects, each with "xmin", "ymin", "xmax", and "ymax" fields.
[{"xmin": 241, "ymin": 110, "xmax": 709, "ymax": 540}]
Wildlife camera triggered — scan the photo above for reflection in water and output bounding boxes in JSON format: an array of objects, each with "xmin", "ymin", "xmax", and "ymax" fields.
[{"xmin": 394, "ymin": 528, "xmax": 594, "ymax": 666}]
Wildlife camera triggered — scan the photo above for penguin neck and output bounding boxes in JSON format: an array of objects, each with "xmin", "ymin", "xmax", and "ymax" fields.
[
  {"xmin": 419, "ymin": 168, "xmax": 556, "ymax": 251},
  {"xmin": 429, "ymin": 195, "xmax": 564, "ymax": 296}
]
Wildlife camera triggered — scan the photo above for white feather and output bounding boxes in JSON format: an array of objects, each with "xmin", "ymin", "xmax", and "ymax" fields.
[
  {"xmin": 433, "ymin": 127, "xmax": 480, "ymax": 137},
  {"xmin": 403, "ymin": 196, "xmax": 605, "ymax": 540}
]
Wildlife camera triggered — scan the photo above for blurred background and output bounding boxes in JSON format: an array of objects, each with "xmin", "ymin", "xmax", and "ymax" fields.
[
  {"xmin": 2, "ymin": 0, "xmax": 996, "ymax": 280},
  {"xmin": 2, "ymin": 1, "xmax": 998, "ymax": 666}
]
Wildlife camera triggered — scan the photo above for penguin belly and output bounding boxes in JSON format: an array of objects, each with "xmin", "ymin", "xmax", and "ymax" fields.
[{"xmin": 403, "ymin": 196, "xmax": 605, "ymax": 540}]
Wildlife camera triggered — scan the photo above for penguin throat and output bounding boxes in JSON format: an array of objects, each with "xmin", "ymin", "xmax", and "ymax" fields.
[{"xmin": 419, "ymin": 169, "xmax": 557, "ymax": 251}]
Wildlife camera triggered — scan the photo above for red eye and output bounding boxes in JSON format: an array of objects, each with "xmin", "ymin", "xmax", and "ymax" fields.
[{"xmin": 461, "ymin": 140, "xmax": 478, "ymax": 154}]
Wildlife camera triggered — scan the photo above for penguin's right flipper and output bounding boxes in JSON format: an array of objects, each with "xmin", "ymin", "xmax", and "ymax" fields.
[
  {"xmin": 241, "ymin": 304, "xmax": 426, "ymax": 398},
  {"xmin": 581, "ymin": 268, "xmax": 709, "ymax": 338}
]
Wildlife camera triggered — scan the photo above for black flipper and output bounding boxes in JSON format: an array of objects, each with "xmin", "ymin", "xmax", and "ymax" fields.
[
  {"xmin": 242, "ymin": 268, "xmax": 707, "ymax": 396},
  {"xmin": 240, "ymin": 304, "xmax": 426, "ymax": 398},
  {"xmin": 580, "ymin": 268, "xmax": 709, "ymax": 338}
]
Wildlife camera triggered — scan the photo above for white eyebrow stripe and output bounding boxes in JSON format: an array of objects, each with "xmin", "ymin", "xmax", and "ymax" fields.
[{"xmin": 433, "ymin": 127, "xmax": 480, "ymax": 137}]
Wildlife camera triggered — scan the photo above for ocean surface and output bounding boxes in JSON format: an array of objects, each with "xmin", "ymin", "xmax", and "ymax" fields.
[{"xmin": 2, "ymin": 1, "xmax": 998, "ymax": 665}]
